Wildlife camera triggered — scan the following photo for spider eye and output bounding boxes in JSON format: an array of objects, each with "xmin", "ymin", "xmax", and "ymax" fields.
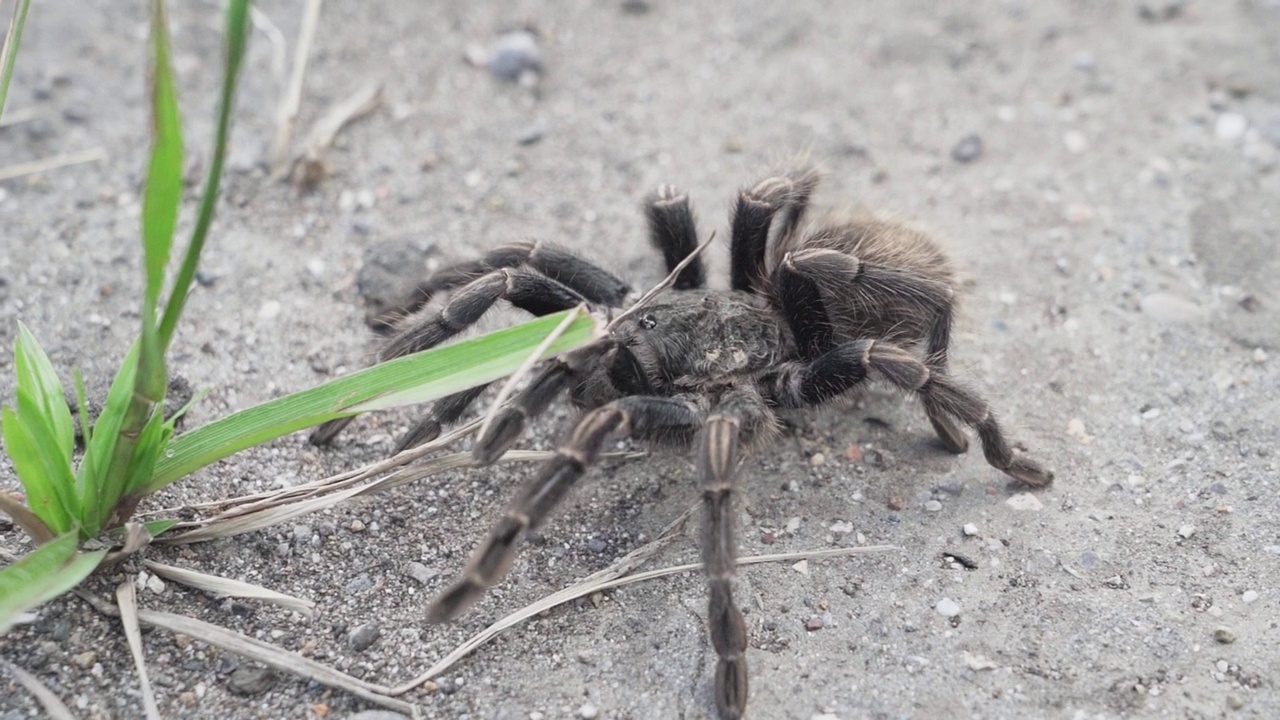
[{"xmin": 638, "ymin": 313, "xmax": 657, "ymax": 330}]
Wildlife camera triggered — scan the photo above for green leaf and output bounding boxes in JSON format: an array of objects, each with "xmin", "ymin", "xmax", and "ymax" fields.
[
  {"xmin": 149, "ymin": 309, "xmax": 602, "ymax": 489},
  {"xmin": 76, "ymin": 343, "xmax": 140, "ymax": 537},
  {"xmin": 141, "ymin": 0, "xmax": 183, "ymax": 318},
  {"xmin": 13, "ymin": 323, "xmax": 74, "ymax": 464},
  {"xmin": 0, "ymin": 534, "xmax": 106, "ymax": 635},
  {"xmin": 2, "ymin": 405, "xmax": 76, "ymax": 535},
  {"xmin": 0, "ymin": 0, "xmax": 33, "ymax": 122},
  {"xmin": 157, "ymin": 0, "xmax": 251, "ymax": 350}
]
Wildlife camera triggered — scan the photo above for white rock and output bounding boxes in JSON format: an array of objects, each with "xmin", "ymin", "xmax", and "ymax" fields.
[
  {"xmin": 1215, "ymin": 113, "xmax": 1247, "ymax": 141},
  {"xmin": 963, "ymin": 523, "xmax": 980, "ymax": 537},
  {"xmin": 1241, "ymin": 590, "xmax": 1259, "ymax": 604},
  {"xmin": 791, "ymin": 560, "xmax": 810, "ymax": 576},
  {"xmin": 1005, "ymin": 493, "xmax": 1044, "ymax": 511},
  {"xmin": 1178, "ymin": 525, "xmax": 1197, "ymax": 539},
  {"xmin": 578, "ymin": 703, "xmax": 598, "ymax": 719},
  {"xmin": 963, "ymin": 651, "xmax": 999, "ymax": 670},
  {"xmin": 936, "ymin": 597, "xmax": 961, "ymax": 617}
]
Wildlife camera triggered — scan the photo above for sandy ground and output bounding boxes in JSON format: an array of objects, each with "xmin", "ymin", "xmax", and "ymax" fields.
[{"xmin": 2, "ymin": 1, "xmax": 1279, "ymax": 719}]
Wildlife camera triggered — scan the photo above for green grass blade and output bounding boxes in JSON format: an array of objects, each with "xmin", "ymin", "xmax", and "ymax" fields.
[
  {"xmin": 1, "ymin": 405, "xmax": 76, "ymax": 535},
  {"xmin": 73, "ymin": 369, "xmax": 91, "ymax": 446},
  {"xmin": 141, "ymin": 0, "xmax": 183, "ymax": 317},
  {"xmin": 76, "ymin": 343, "xmax": 140, "ymax": 536},
  {"xmin": 13, "ymin": 324, "xmax": 74, "ymax": 464},
  {"xmin": 157, "ymin": 0, "xmax": 250, "ymax": 350},
  {"xmin": 148, "ymin": 309, "xmax": 601, "ymax": 489},
  {"xmin": 0, "ymin": 533, "xmax": 106, "ymax": 636},
  {"xmin": 0, "ymin": 0, "xmax": 33, "ymax": 121}
]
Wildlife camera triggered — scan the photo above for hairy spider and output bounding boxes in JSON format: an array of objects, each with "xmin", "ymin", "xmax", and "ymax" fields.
[{"xmin": 311, "ymin": 167, "xmax": 1053, "ymax": 719}]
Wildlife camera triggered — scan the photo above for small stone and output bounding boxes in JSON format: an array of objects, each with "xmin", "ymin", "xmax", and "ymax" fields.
[
  {"xmin": 258, "ymin": 300, "xmax": 281, "ymax": 321},
  {"xmin": 228, "ymin": 666, "xmax": 275, "ymax": 695},
  {"xmin": 1066, "ymin": 417, "xmax": 1095, "ymax": 444},
  {"xmin": 406, "ymin": 562, "xmax": 438, "ymax": 585},
  {"xmin": 844, "ymin": 444, "xmax": 863, "ymax": 462},
  {"xmin": 1178, "ymin": 525, "xmax": 1196, "ymax": 539},
  {"xmin": 829, "ymin": 520, "xmax": 854, "ymax": 534},
  {"xmin": 146, "ymin": 572, "xmax": 166, "ymax": 595},
  {"xmin": 1142, "ymin": 407, "xmax": 1161, "ymax": 420},
  {"xmin": 809, "ymin": 452, "xmax": 826, "ymax": 466},
  {"xmin": 792, "ymin": 560, "xmax": 810, "ymax": 576},
  {"xmin": 1213, "ymin": 627, "xmax": 1237, "ymax": 644},
  {"xmin": 72, "ymin": 651, "xmax": 97, "ymax": 669},
  {"xmin": 1063, "ymin": 130, "xmax": 1088, "ymax": 154},
  {"xmin": 1005, "ymin": 493, "xmax": 1044, "ymax": 511},
  {"xmin": 481, "ymin": 31, "xmax": 542, "ymax": 83},
  {"xmin": 345, "ymin": 573, "xmax": 375, "ymax": 594},
  {"xmin": 951, "ymin": 134, "xmax": 983, "ymax": 163},
  {"xmin": 936, "ymin": 597, "xmax": 961, "ymax": 617},
  {"xmin": 887, "ymin": 495, "xmax": 905, "ymax": 511},
  {"xmin": 1215, "ymin": 113, "xmax": 1247, "ymax": 141},
  {"xmin": 516, "ymin": 123, "xmax": 546, "ymax": 146},
  {"xmin": 805, "ymin": 616, "xmax": 825, "ymax": 631},
  {"xmin": 578, "ymin": 703, "xmax": 599, "ymax": 719},
  {"xmin": 963, "ymin": 523, "xmax": 980, "ymax": 537},
  {"xmin": 587, "ymin": 537, "xmax": 607, "ymax": 553},
  {"xmin": 350, "ymin": 519, "xmax": 366, "ymax": 532},
  {"xmin": 963, "ymin": 651, "xmax": 998, "ymax": 670},
  {"xmin": 1227, "ymin": 694, "xmax": 1246, "ymax": 710},
  {"xmin": 1241, "ymin": 590, "xmax": 1259, "ymax": 604},
  {"xmin": 350, "ymin": 622, "xmax": 381, "ymax": 652},
  {"xmin": 292, "ymin": 525, "xmax": 313, "ymax": 543},
  {"xmin": 1253, "ymin": 348, "xmax": 1268, "ymax": 364},
  {"xmin": 924, "ymin": 500, "xmax": 943, "ymax": 513}
]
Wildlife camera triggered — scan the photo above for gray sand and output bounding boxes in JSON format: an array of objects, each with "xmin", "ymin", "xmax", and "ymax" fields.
[{"xmin": 2, "ymin": 1, "xmax": 1278, "ymax": 718}]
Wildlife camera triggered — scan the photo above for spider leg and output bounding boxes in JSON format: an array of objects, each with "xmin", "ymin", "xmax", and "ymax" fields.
[
  {"xmin": 645, "ymin": 185, "xmax": 705, "ymax": 290},
  {"xmin": 391, "ymin": 384, "xmax": 489, "ymax": 453},
  {"xmin": 764, "ymin": 339, "xmax": 1053, "ymax": 487},
  {"xmin": 428, "ymin": 395, "xmax": 703, "ymax": 622},
  {"xmin": 471, "ymin": 341, "xmax": 653, "ymax": 465},
  {"xmin": 775, "ymin": 248, "xmax": 970, "ymax": 454},
  {"xmin": 700, "ymin": 387, "xmax": 775, "ymax": 720},
  {"xmin": 730, "ymin": 168, "xmax": 819, "ymax": 293},
  {"xmin": 417, "ymin": 240, "xmax": 631, "ymax": 308},
  {"xmin": 309, "ymin": 268, "xmax": 589, "ymax": 447}
]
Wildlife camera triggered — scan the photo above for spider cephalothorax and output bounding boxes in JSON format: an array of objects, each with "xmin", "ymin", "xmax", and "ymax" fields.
[{"xmin": 312, "ymin": 167, "xmax": 1053, "ymax": 719}]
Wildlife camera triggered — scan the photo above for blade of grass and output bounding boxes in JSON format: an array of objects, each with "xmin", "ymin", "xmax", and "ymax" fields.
[
  {"xmin": 13, "ymin": 323, "xmax": 74, "ymax": 463},
  {"xmin": 0, "ymin": 533, "xmax": 106, "ymax": 634},
  {"xmin": 116, "ymin": 580, "xmax": 162, "ymax": 720},
  {"xmin": 150, "ymin": 308, "xmax": 601, "ymax": 488},
  {"xmin": 0, "ymin": 492, "xmax": 55, "ymax": 543},
  {"xmin": 77, "ymin": 344, "xmax": 139, "ymax": 536},
  {"xmin": 157, "ymin": 0, "xmax": 250, "ymax": 348},
  {"xmin": 2, "ymin": 404, "xmax": 76, "ymax": 535},
  {"xmin": 0, "ymin": 0, "xmax": 33, "ymax": 119},
  {"xmin": 1, "ymin": 661, "xmax": 77, "ymax": 720},
  {"xmin": 143, "ymin": 560, "xmax": 315, "ymax": 616}
]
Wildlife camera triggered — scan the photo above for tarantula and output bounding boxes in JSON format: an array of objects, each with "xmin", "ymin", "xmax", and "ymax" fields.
[{"xmin": 311, "ymin": 167, "xmax": 1053, "ymax": 719}]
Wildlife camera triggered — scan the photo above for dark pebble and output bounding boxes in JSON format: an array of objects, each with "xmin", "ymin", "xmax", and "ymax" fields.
[
  {"xmin": 805, "ymin": 616, "xmax": 825, "ymax": 631},
  {"xmin": 195, "ymin": 270, "xmax": 217, "ymax": 288},
  {"xmin": 517, "ymin": 124, "xmax": 546, "ymax": 146},
  {"xmin": 951, "ymin": 134, "xmax": 983, "ymax": 163},
  {"xmin": 228, "ymin": 666, "xmax": 275, "ymax": 696},
  {"xmin": 587, "ymin": 537, "xmax": 607, "ymax": 553},
  {"xmin": 350, "ymin": 622, "xmax": 381, "ymax": 652}
]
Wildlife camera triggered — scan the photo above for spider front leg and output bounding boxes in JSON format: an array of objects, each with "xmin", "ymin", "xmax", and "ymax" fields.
[
  {"xmin": 700, "ymin": 387, "xmax": 776, "ymax": 720},
  {"xmin": 775, "ymin": 249, "xmax": 970, "ymax": 454},
  {"xmin": 428, "ymin": 395, "xmax": 703, "ymax": 622},
  {"xmin": 645, "ymin": 185, "xmax": 706, "ymax": 290},
  {"xmin": 765, "ymin": 338, "xmax": 1052, "ymax": 487},
  {"xmin": 730, "ymin": 167, "xmax": 820, "ymax": 293},
  {"xmin": 309, "ymin": 267, "xmax": 591, "ymax": 447}
]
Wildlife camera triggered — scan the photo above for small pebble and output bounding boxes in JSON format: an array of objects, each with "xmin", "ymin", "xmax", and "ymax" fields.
[
  {"xmin": 406, "ymin": 562, "xmax": 438, "ymax": 585},
  {"xmin": 228, "ymin": 666, "xmax": 275, "ymax": 696},
  {"xmin": 809, "ymin": 452, "xmax": 826, "ymax": 466},
  {"xmin": 1215, "ymin": 113, "xmax": 1247, "ymax": 141},
  {"xmin": 1253, "ymin": 348, "xmax": 1268, "ymax": 364},
  {"xmin": 578, "ymin": 703, "xmax": 599, "ymax": 719},
  {"xmin": 1005, "ymin": 493, "xmax": 1044, "ymax": 511},
  {"xmin": 293, "ymin": 525, "xmax": 313, "ymax": 543},
  {"xmin": 1178, "ymin": 525, "xmax": 1196, "ymax": 539},
  {"xmin": 887, "ymin": 495, "xmax": 905, "ymax": 511},
  {"xmin": 258, "ymin": 300, "xmax": 282, "ymax": 321},
  {"xmin": 516, "ymin": 123, "xmax": 546, "ymax": 146},
  {"xmin": 587, "ymin": 537, "xmax": 607, "ymax": 553},
  {"xmin": 1141, "ymin": 292, "xmax": 1205, "ymax": 323},
  {"xmin": 1063, "ymin": 130, "xmax": 1088, "ymax": 154},
  {"xmin": 1213, "ymin": 627, "xmax": 1237, "ymax": 644},
  {"xmin": 350, "ymin": 519, "xmax": 366, "ymax": 532},
  {"xmin": 844, "ymin": 444, "xmax": 863, "ymax": 462},
  {"xmin": 805, "ymin": 616, "xmax": 825, "ymax": 631},
  {"xmin": 350, "ymin": 623, "xmax": 381, "ymax": 652},
  {"xmin": 792, "ymin": 560, "xmax": 810, "ymax": 576},
  {"xmin": 936, "ymin": 597, "xmax": 961, "ymax": 617},
  {"xmin": 951, "ymin": 134, "xmax": 983, "ymax": 163},
  {"xmin": 963, "ymin": 651, "xmax": 999, "ymax": 671},
  {"xmin": 924, "ymin": 500, "xmax": 943, "ymax": 513},
  {"xmin": 1241, "ymin": 590, "xmax": 1259, "ymax": 604},
  {"xmin": 963, "ymin": 523, "xmax": 980, "ymax": 537}
]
